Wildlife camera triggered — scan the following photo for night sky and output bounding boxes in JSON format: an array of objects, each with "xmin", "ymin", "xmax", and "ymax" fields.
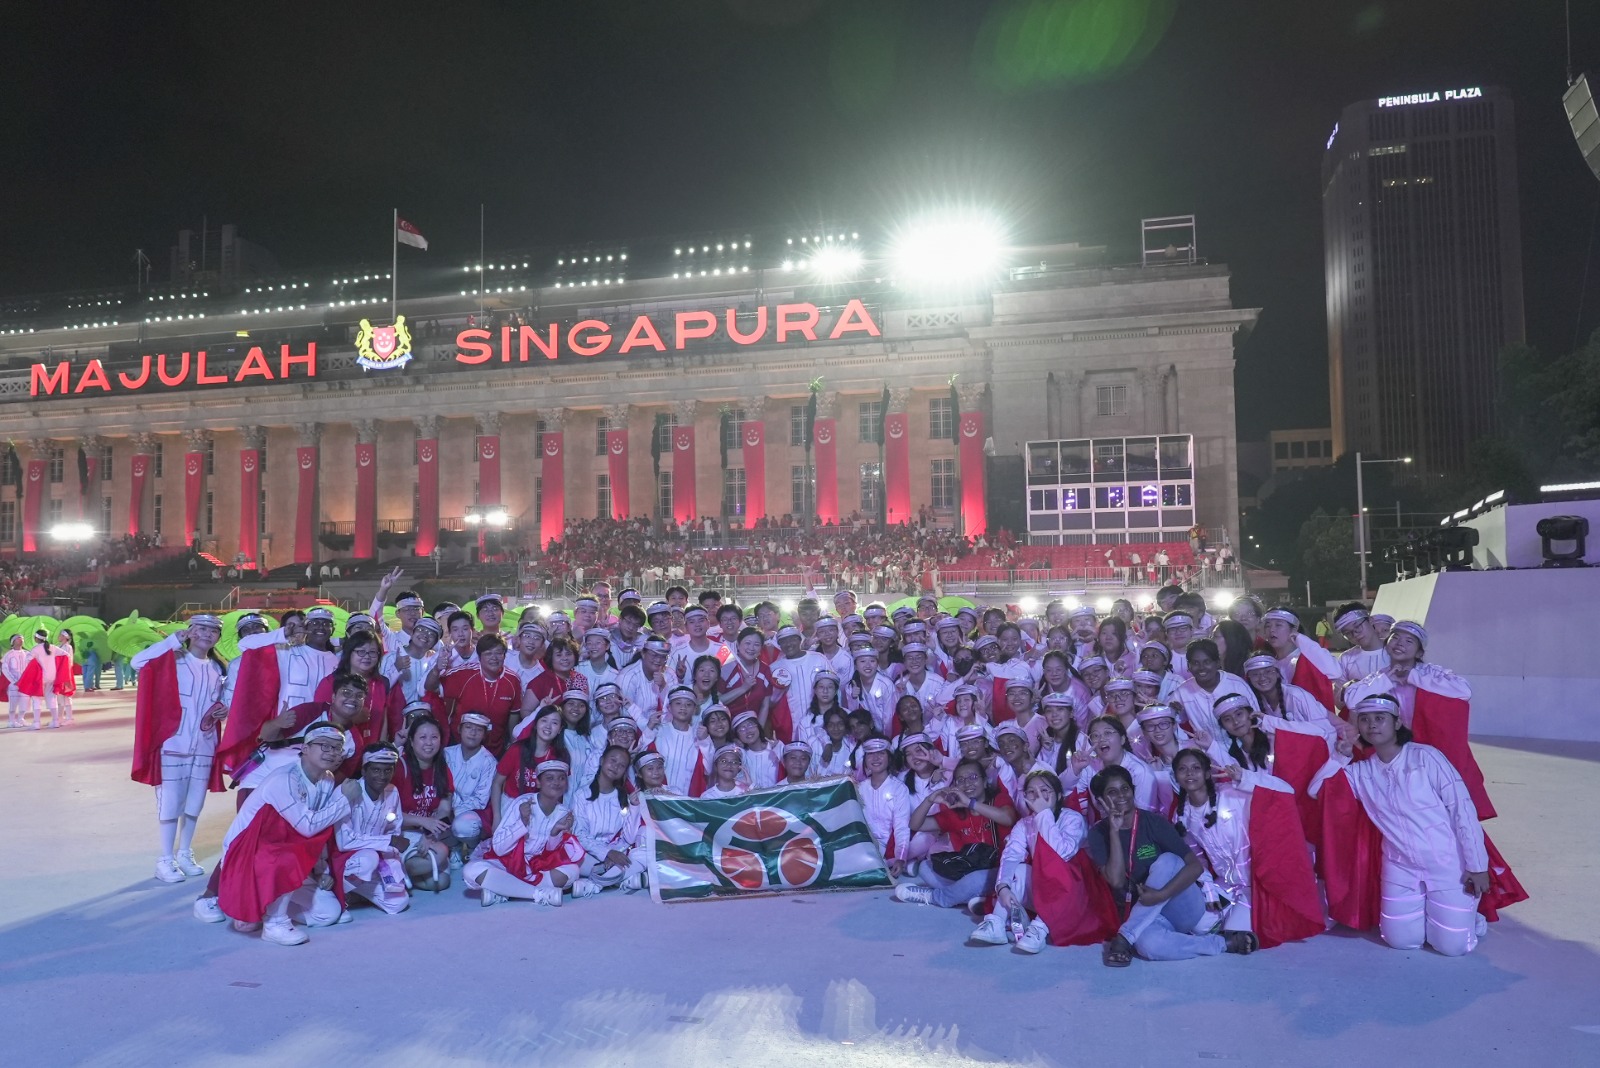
[{"xmin": 6, "ymin": 0, "xmax": 1598, "ymax": 437}]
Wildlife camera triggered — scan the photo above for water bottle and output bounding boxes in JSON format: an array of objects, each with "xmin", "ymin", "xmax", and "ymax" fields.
[{"xmin": 1007, "ymin": 900, "xmax": 1028, "ymax": 944}]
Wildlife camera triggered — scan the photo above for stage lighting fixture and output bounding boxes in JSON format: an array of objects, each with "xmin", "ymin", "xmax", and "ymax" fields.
[
  {"xmin": 1432, "ymin": 525, "xmax": 1479, "ymax": 571},
  {"xmin": 1536, "ymin": 514, "xmax": 1590, "ymax": 567},
  {"xmin": 1095, "ymin": 597, "xmax": 1114, "ymax": 613},
  {"xmin": 1211, "ymin": 590, "xmax": 1236, "ymax": 610},
  {"xmin": 888, "ymin": 214, "xmax": 1007, "ymax": 288},
  {"xmin": 779, "ymin": 598, "xmax": 798, "ymax": 613},
  {"xmin": 1018, "ymin": 596, "xmax": 1040, "ymax": 613},
  {"xmin": 807, "ymin": 244, "xmax": 864, "ymax": 281}
]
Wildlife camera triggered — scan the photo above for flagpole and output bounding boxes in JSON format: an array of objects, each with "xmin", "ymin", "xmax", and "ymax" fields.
[{"xmin": 391, "ymin": 208, "xmax": 399, "ymax": 320}]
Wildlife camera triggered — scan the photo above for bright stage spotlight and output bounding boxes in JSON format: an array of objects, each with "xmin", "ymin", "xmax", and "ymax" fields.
[
  {"xmin": 1018, "ymin": 595, "xmax": 1040, "ymax": 613},
  {"xmin": 889, "ymin": 214, "xmax": 1007, "ymax": 289},
  {"xmin": 807, "ymin": 244, "xmax": 864, "ymax": 281},
  {"xmin": 49, "ymin": 522, "xmax": 95, "ymax": 541}
]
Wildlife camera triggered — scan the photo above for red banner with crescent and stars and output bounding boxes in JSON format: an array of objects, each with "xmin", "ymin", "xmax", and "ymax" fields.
[
  {"xmin": 813, "ymin": 417, "xmax": 838, "ymax": 525},
  {"xmin": 606, "ymin": 428, "xmax": 630, "ymax": 519},
  {"xmin": 884, "ymin": 412, "xmax": 910, "ymax": 525},
  {"xmin": 294, "ymin": 445, "xmax": 318, "ymax": 565},
  {"xmin": 540, "ymin": 430, "xmax": 564, "ymax": 549},
  {"xmin": 959, "ymin": 411, "xmax": 986, "ymax": 536},
  {"xmin": 415, "ymin": 438, "xmax": 439, "ymax": 557},
  {"xmin": 672, "ymin": 423, "xmax": 697, "ymax": 525},
  {"xmin": 238, "ymin": 448, "xmax": 260, "ymax": 566},
  {"xmin": 477, "ymin": 435, "xmax": 501, "ymax": 506},
  {"xmin": 742, "ymin": 420, "xmax": 765, "ymax": 524},
  {"xmin": 21, "ymin": 459, "xmax": 45, "ymax": 551},
  {"xmin": 183, "ymin": 451, "xmax": 204, "ymax": 546},
  {"xmin": 128, "ymin": 453, "xmax": 149, "ymax": 536},
  {"xmin": 354, "ymin": 443, "xmax": 377, "ymax": 559}
]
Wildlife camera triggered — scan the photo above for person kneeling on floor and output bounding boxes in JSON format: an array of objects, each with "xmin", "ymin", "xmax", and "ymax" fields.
[{"xmin": 193, "ymin": 724, "xmax": 353, "ymax": 945}]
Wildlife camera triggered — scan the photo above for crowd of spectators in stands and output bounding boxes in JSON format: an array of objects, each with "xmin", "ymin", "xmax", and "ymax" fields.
[{"xmin": 0, "ymin": 534, "xmax": 161, "ymax": 612}]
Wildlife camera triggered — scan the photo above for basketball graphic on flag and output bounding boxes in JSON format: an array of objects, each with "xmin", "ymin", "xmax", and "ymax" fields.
[
  {"xmin": 716, "ymin": 845, "xmax": 767, "ymax": 890},
  {"xmin": 777, "ymin": 832, "xmax": 823, "ymax": 887},
  {"xmin": 731, "ymin": 807, "xmax": 789, "ymax": 842}
]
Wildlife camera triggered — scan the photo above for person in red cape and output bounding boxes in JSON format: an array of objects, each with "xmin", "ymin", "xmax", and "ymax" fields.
[
  {"xmin": 462, "ymin": 759, "xmax": 585, "ymax": 907},
  {"xmin": 441, "ymin": 634, "xmax": 522, "ymax": 755},
  {"xmin": 51, "ymin": 630, "xmax": 76, "ymax": 724},
  {"xmin": 1211, "ymin": 692, "xmax": 1338, "ymax": 851},
  {"xmin": 217, "ymin": 614, "xmax": 281, "ymax": 789},
  {"xmin": 1173, "ymin": 749, "xmax": 1324, "ymax": 949},
  {"xmin": 130, "ymin": 615, "xmax": 229, "ymax": 884},
  {"xmin": 1085, "ymin": 763, "xmax": 1260, "ymax": 966},
  {"xmin": 894, "ymin": 758, "xmax": 1018, "ymax": 909},
  {"xmin": 235, "ymin": 672, "xmax": 370, "ymax": 794},
  {"xmin": 1343, "ymin": 620, "xmax": 1494, "ymax": 820},
  {"xmin": 16, "ymin": 629, "xmax": 60, "ymax": 729},
  {"xmin": 1261, "ymin": 607, "xmax": 1339, "ymax": 714},
  {"xmin": 1310, "ymin": 693, "xmax": 1525, "ymax": 956},
  {"xmin": 192, "ymin": 723, "xmax": 352, "ymax": 945},
  {"xmin": 965, "ymin": 769, "xmax": 1114, "ymax": 952}
]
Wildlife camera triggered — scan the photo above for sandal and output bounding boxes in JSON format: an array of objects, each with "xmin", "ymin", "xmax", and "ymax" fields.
[
  {"xmin": 1101, "ymin": 932, "xmax": 1134, "ymax": 967},
  {"xmin": 1223, "ymin": 930, "xmax": 1259, "ymax": 955}
]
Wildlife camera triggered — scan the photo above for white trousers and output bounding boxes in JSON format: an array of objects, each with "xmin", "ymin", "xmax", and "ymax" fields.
[
  {"xmin": 341, "ymin": 850, "xmax": 411, "ymax": 915},
  {"xmin": 7, "ymin": 684, "xmax": 21, "ymax": 721},
  {"xmin": 1380, "ymin": 860, "xmax": 1479, "ymax": 957},
  {"xmin": 157, "ymin": 752, "xmax": 213, "ymax": 822},
  {"xmin": 580, "ymin": 848, "xmax": 648, "ymax": 888},
  {"xmin": 452, "ymin": 812, "xmax": 484, "ymax": 840},
  {"xmin": 265, "ymin": 883, "xmax": 344, "ymax": 928},
  {"xmin": 464, "ymin": 857, "xmax": 578, "ymax": 898}
]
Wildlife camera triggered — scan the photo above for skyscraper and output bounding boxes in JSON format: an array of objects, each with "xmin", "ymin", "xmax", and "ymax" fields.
[{"xmin": 1323, "ymin": 86, "xmax": 1524, "ymax": 471}]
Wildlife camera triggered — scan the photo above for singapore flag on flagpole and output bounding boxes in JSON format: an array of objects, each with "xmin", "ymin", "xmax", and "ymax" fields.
[{"xmin": 396, "ymin": 217, "xmax": 428, "ymax": 250}]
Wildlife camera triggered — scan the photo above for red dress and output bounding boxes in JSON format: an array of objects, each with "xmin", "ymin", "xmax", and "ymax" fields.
[{"xmin": 52, "ymin": 652, "xmax": 76, "ymax": 696}]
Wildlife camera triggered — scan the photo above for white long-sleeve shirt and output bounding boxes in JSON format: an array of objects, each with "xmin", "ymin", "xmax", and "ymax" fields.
[
  {"xmin": 771, "ymin": 652, "xmax": 832, "ymax": 724},
  {"xmin": 857, "ymin": 774, "xmax": 912, "ymax": 862},
  {"xmin": 131, "ymin": 634, "xmax": 226, "ymax": 757},
  {"xmin": 381, "ymin": 647, "xmax": 438, "ymax": 703},
  {"xmin": 445, "ymin": 744, "xmax": 497, "ymax": 816},
  {"xmin": 1343, "ymin": 662, "xmax": 1472, "ymax": 729},
  {"xmin": 998, "ymin": 807, "xmax": 1088, "ymax": 885},
  {"xmin": 615, "ymin": 660, "xmax": 667, "ymax": 730},
  {"xmin": 1338, "ymin": 645, "xmax": 1389, "ymax": 684},
  {"xmin": 809, "ymin": 736, "xmax": 858, "ymax": 778},
  {"xmin": 492, "ymin": 796, "xmax": 574, "ymax": 861},
  {"xmin": 2, "ymin": 648, "xmax": 27, "ymax": 685},
  {"xmin": 1257, "ymin": 680, "xmax": 1333, "ymax": 726},
  {"xmin": 222, "ymin": 760, "xmax": 350, "ymax": 862},
  {"xmin": 845, "ymin": 674, "xmax": 898, "ymax": 732},
  {"xmin": 1178, "ymin": 771, "xmax": 1292, "ymax": 910},
  {"xmin": 1173, "ymin": 671, "xmax": 1258, "ymax": 741},
  {"xmin": 1310, "ymin": 743, "xmax": 1488, "ymax": 879},
  {"xmin": 29, "ymin": 644, "xmax": 58, "ymax": 687},
  {"xmin": 653, "ymin": 720, "xmax": 703, "ymax": 795},
  {"xmin": 237, "ymin": 628, "xmax": 338, "ymax": 709},
  {"xmin": 336, "ymin": 783, "xmax": 404, "ymax": 853},
  {"xmin": 573, "ymin": 788, "xmax": 636, "ymax": 861},
  {"xmin": 1075, "ymin": 751, "xmax": 1157, "ymax": 810}
]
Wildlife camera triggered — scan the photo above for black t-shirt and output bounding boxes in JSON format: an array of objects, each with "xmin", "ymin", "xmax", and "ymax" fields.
[{"xmin": 1084, "ymin": 809, "xmax": 1190, "ymax": 888}]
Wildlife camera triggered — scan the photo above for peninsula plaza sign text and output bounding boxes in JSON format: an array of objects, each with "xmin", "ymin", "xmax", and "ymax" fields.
[
  {"xmin": 1377, "ymin": 87, "xmax": 1483, "ymax": 107},
  {"xmin": 27, "ymin": 299, "xmax": 882, "ymax": 397}
]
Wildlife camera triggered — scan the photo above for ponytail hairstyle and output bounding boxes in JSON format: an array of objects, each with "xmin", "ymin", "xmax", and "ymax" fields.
[
  {"xmin": 586, "ymin": 744, "xmax": 632, "ymax": 804},
  {"xmin": 1227, "ymin": 720, "xmax": 1273, "ymax": 771},
  {"xmin": 1170, "ymin": 747, "xmax": 1218, "ymax": 836}
]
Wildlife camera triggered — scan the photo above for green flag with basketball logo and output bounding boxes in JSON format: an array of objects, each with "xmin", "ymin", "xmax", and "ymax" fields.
[{"xmin": 644, "ymin": 778, "xmax": 892, "ymax": 902}]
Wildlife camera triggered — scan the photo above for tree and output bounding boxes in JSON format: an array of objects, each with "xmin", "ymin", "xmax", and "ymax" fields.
[{"xmin": 1295, "ymin": 508, "xmax": 1357, "ymax": 603}]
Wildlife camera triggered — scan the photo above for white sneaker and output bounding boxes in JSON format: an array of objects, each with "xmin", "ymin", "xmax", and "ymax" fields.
[
  {"xmin": 571, "ymin": 877, "xmax": 602, "ymax": 899},
  {"xmin": 532, "ymin": 884, "xmax": 563, "ymax": 907},
  {"xmin": 174, "ymin": 850, "xmax": 205, "ymax": 877},
  {"xmin": 154, "ymin": 857, "xmax": 185, "ymax": 884},
  {"xmin": 967, "ymin": 895, "xmax": 987, "ymax": 915},
  {"xmin": 192, "ymin": 897, "xmax": 226, "ymax": 923},
  {"xmin": 967, "ymin": 912, "xmax": 1009, "ymax": 946},
  {"xmin": 893, "ymin": 883, "xmax": 935, "ymax": 905},
  {"xmin": 480, "ymin": 889, "xmax": 505, "ymax": 908},
  {"xmin": 1014, "ymin": 919, "xmax": 1049, "ymax": 954},
  {"xmin": 261, "ymin": 921, "xmax": 308, "ymax": 946}
]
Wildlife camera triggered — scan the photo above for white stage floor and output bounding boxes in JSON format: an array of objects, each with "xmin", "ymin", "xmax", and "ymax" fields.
[{"xmin": 2, "ymin": 691, "xmax": 1597, "ymax": 1067}]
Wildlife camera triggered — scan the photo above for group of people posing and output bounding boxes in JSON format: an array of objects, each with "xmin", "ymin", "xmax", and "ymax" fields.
[
  {"xmin": 4, "ymin": 628, "xmax": 78, "ymax": 729},
  {"xmin": 126, "ymin": 573, "xmax": 1523, "ymax": 960}
]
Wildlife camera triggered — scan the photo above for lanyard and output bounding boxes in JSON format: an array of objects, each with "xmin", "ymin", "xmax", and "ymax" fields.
[{"xmin": 1120, "ymin": 810, "xmax": 1141, "ymax": 917}]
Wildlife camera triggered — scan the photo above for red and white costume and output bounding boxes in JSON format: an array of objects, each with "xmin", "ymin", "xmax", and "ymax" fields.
[
  {"xmin": 444, "ymin": 742, "xmax": 497, "ymax": 840},
  {"xmin": 237, "ymin": 627, "xmax": 339, "ymax": 710},
  {"xmin": 997, "ymin": 807, "xmax": 1088, "ymax": 915},
  {"xmin": 464, "ymin": 798, "xmax": 585, "ymax": 901},
  {"xmin": 1311, "ymin": 744, "xmax": 1489, "ymax": 956},
  {"xmin": 652, "ymin": 720, "xmax": 707, "ymax": 797},
  {"xmin": 333, "ymin": 781, "xmax": 409, "ymax": 914},
  {"xmin": 573, "ymin": 787, "xmax": 646, "ymax": 887},
  {"xmin": 130, "ymin": 634, "xmax": 226, "ymax": 834},
  {"xmin": 1073, "ymin": 750, "xmax": 1157, "ymax": 810},
  {"xmin": 4, "ymin": 644, "xmax": 30, "ymax": 725},
  {"xmin": 216, "ymin": 759, "xmax": 350, "ymax": 928},
  {"xmin": 1275, "ymin": 633, "xmax": 1340, "ymax": 714},
  {"xmin": 17, "ymin": 641, "xmax": 59, "ymax": 726},
  {"xmin": 1172, "ymin": 671, "xmax": 1258, "ymax": 741}
]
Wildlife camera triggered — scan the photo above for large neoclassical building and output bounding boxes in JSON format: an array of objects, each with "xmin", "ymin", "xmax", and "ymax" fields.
[{"xmin": 0, "ymin": 223, "xmax": 1256, "ymax": 566}]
